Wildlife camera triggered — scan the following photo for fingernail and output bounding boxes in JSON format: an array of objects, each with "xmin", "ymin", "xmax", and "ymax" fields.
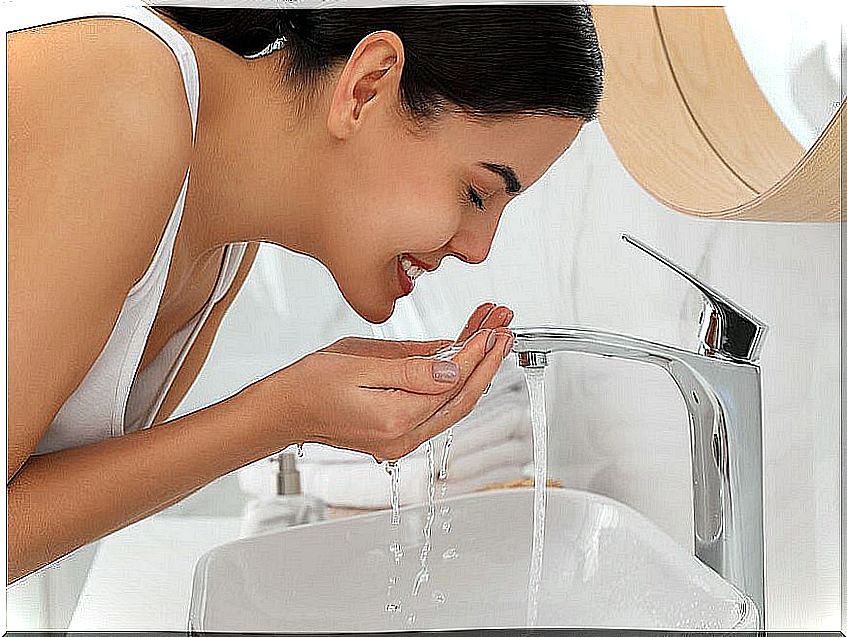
[
  {"xmin": 504, "ymin": 333, "xmax": 515, "ymax": 358},
  {"xmin": 432, "ymin": 360, "xmax": 459, "ymax": 383},
  {"xmin": 485, "ymin": 330, "xmax": 497, "ymax": 353}
]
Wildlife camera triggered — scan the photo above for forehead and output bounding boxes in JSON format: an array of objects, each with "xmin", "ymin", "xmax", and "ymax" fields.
[{"xmin": 435, "ymin": 113, "xmax": 583, "ymax": 187}]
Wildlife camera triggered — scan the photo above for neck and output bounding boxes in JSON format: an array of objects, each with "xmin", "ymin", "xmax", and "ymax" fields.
[{"xmin": 161, "ymin": 17, "xmax": 327, "ymax": 272}]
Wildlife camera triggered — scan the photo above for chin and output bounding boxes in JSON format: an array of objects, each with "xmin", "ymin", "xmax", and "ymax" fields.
[
  {"xmin": 357, "ymin": 300, "xmax": 395, "ymax": 325},
  {"xmin": 343, "ymin": 289, "xmax": 395, "ymax": 325}
]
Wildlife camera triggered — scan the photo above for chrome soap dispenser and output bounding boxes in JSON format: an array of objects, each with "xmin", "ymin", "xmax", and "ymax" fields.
[{"xmin": 240, "ymin": 450, "xmax": 327, "ymax": 538}]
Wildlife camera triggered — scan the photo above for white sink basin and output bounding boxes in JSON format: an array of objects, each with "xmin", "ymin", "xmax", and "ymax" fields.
[{"xmin": 189, "ymin": 488, "xmax": 759, "ymax": 632}]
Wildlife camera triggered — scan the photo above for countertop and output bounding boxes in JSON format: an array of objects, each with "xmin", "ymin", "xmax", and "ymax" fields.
[{"xmin": 68, "ymin": 514, "xmax": 242, "ymax": 631}]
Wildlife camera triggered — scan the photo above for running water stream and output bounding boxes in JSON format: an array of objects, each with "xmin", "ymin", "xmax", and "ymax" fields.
[{"xmin": 523, "ymin": 366, "xmax": 548, "ymax": 626}]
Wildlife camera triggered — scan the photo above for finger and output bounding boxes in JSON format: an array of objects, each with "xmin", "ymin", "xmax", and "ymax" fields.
[
  {"xmin": 478, "ymin": 305, "xmax": 514, "ymax": 332},
  {"xmin": 357, "ymin": 353, "xmax": 461, "ymax": 394},
  {"xmin": 455, "ymin": 303, "xmax": 496, "ymax": 343},
  {"xmin": 443, "ymin": 327, "xmax": 499, "ymax": 379},
  {"xmin": 456, "ymin": 305, "xmax": 514, "ymax": 344},
  {"xmin": 385, "ymin": 330, "xmax": 512, "ymax": 458}
]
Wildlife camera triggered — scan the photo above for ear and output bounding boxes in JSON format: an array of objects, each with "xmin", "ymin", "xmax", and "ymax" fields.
[{"xmin": 326, "ymin": 30, "xmax": 404, "ymax": 140}]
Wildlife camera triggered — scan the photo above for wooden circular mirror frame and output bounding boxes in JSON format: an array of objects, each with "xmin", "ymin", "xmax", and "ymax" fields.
[{"xmin": 592, "ymin": 5, "xmax": 842, "ymax": 222}]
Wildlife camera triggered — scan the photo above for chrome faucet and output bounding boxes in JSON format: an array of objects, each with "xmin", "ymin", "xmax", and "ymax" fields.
[{"xmin": 513, "ymin": 233, "xmax": 768, "ymax": 625}]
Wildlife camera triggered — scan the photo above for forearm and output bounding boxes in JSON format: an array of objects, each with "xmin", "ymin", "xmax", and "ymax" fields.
[{"xmin": 7, "ymin": 384, "xmax": 288, "ymax": 584}]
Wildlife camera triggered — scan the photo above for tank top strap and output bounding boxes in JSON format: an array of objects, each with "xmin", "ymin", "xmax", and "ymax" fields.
[{"xmin": 128, "ymin": 6, "xmax": 199, "ymax": 142}]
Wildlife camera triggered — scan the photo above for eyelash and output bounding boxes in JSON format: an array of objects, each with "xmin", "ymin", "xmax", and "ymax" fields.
[{"xmin": 464, "ymin": 183, "xmax": 487, "ymax": 212}]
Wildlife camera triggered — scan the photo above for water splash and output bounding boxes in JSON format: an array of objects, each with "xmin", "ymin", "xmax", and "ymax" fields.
[
  {"xmin": 438, "ymin": 427, "xmax": 454, "ymax": 481},
  {"xmin": 523, "ymin": 367, "xmax": 549, "ymax": 627},
  {"xmin": 384, "ymin": 460, "xmax": 401, "ymax": 526},
  {"xmin": 390, "ymin": 542, "xmax": 404, "ymax": 564},
  {"xmin": 411, "ymin": 441, "xmax": 436, "ymax": 597},
  {"xmin": 383, "ymin": 460, "xmax": 403, "ymax": 618},
  {"xmin": 437, "ymin": 431, "xmax": 455, "ymax": 573}
]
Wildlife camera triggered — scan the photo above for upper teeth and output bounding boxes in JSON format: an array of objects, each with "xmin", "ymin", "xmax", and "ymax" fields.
[{"xmin": 400, "ymin": 256, "xmax": 425, "ymax": 280}]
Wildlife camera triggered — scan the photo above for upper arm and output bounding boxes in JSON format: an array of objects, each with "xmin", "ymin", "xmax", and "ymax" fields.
[{"xmin": 7, "ymin": 17, "xmax": 192, "ymax": 481}]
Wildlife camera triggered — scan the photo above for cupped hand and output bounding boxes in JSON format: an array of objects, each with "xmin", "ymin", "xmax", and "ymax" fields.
[{"xmin": 249, "ymin": 310, "xmax": 515, "ymax": 462}]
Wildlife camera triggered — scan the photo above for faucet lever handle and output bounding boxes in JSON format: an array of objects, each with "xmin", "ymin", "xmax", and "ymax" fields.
[{"xmin": 621, "ymin": 234, "xmax": 768, "ymax": 362}]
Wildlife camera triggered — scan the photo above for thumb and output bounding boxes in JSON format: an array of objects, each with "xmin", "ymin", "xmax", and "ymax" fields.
[{"xmin": 364, "ymin": 356, "xmax": 461, "ymax": 394}]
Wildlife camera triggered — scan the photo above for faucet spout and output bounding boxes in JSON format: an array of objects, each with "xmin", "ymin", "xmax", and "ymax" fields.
[{"xmin": 513, "ymin": 326, "xmax": 765, "ymax": 624}]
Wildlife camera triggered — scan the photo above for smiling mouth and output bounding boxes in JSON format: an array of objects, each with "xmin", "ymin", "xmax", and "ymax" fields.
[{"xmin": 396, "ymin": 254, "xmax": 431, "ymax": 295}]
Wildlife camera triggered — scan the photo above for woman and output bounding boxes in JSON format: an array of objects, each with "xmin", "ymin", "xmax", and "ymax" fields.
[{"xmin": 7, "ymin": 4, "xmax": 603, "ymax": 583}]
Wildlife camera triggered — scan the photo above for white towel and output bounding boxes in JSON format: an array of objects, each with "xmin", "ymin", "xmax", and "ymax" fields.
[{"xmin": 299, "ymin": 437, "xmax": 532, "ymax": 508}]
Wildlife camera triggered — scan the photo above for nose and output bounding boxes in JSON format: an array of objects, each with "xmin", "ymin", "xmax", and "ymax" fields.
[{"xmin": 447, "ymin": 212, "xmax": 501, "ymax": 265}]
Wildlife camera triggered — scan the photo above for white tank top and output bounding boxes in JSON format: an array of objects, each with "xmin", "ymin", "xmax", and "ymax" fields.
[{"xmin": 9, "ymin": 3, "xmax": 248, "ymax": 455}]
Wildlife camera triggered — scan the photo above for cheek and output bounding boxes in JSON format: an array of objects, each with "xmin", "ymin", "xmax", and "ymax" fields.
[
  {"xmin": 340, "ymin": 141, "xmax": 461, "ymax": 255},
  {"xmin": 383, "ymin": 177, "xmax": 463, "ymax": 252},
  {"xmin": 390, "ymin": 205, "xmax": 459, "ymax": 252}
]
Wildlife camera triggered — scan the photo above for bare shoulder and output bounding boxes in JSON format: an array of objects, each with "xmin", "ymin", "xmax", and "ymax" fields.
[
  {"xmin": 8, "ymin": 14, "xmax": 193, "ymax": 272},
  {"xmin": 7, "ymin": 15, "xmax": 193, "ymax": 480}
]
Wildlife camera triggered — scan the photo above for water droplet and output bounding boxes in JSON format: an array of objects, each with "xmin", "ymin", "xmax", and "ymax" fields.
[
  {"xmin": 442, "ymin": 548, "xmax": 458, "ymax": 560},
  {"xmin": 385, "ymin": 603, "xmax": 401, "ymax": 613},
  {"xmin": 441, "ymin": 521, "xmax": 452, "ymax": 533},
  {"xmin": 296, "ymin": 443, "xmax": 304, "ymax": 458},
  {"xmin": 390, "ymin": 542, "xmax": 404, "ymax": 563},
  {"xmin": 439, "ymin": 505, "xmax": 450, "ymax": 516},
  {"xmin": 406, "ymin": 613, "xmax": 417, "ymax": 625},
  {"xmin": 432, "ymin": 591, "xmax": 446, "ymax": 604},
  {"xmin": 388, "ymin": 576, "xmax": 397, "ymax": 586},
  {"xmin": 412, "ymin": 568, "xmax": 429, "ymax": 596}
]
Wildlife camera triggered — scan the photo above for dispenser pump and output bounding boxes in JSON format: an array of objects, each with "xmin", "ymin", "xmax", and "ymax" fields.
[{"xmin": 276, "ymin": 451, "xmax": 302, "ymax": 496}]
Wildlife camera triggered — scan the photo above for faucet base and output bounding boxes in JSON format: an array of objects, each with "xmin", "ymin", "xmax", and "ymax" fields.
[{"xmin": 517, "ymin": 351, "xmax": 548, "ymax": 368}]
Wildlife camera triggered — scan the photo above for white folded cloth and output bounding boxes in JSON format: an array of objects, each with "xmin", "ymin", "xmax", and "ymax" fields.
[{"xmin": 299, "ymin": 436, "xmax": 532, "ymax": 508}]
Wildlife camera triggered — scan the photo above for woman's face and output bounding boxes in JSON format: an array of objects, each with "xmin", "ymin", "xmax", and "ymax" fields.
[
  {"xmin": 288, "ymin": 32, "xmax": 585, "ymax": 323},
  {"xmin": 319, "ymin": 109, "xmax": 583, "ymax": 324}
]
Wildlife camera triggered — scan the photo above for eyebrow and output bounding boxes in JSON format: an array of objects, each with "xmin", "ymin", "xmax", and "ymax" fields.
[{"xmin": 478, "ymin": 162, "xmax": 523, "ymax": 194}]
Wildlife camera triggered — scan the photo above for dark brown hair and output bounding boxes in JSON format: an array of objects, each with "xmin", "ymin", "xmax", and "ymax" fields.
[{"xmin": 154, "ymin": 5, "xmax": 603, "ymax": 122}]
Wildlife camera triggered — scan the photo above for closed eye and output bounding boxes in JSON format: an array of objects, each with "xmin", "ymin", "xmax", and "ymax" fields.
[{"xmin": 466, "ymin": 185, "xmax": 486, "ymax": 212}]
